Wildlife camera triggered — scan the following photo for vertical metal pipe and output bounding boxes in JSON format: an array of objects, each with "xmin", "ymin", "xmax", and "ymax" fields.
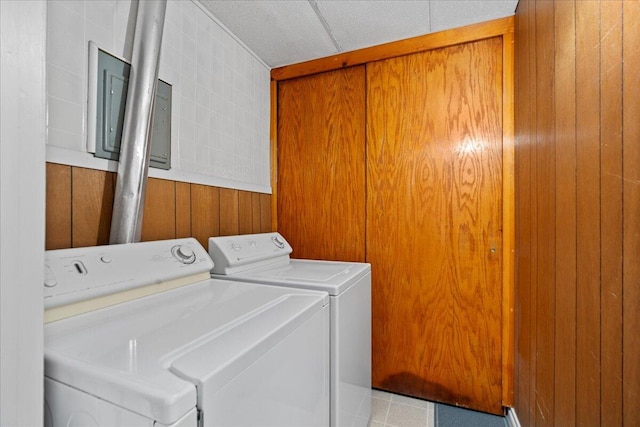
[{"xmin": 110, "ymin": 0, "xmax": 167, "ymax": 244}]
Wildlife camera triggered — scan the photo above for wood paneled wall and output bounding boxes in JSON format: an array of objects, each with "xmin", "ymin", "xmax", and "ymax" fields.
[
  {"xmin": 46, "ymin": 163, "xmax": 272, "ymax": 250},
  {"xmin": 514, "ymin": 1, "xmax": 639, "ymax": 426}
]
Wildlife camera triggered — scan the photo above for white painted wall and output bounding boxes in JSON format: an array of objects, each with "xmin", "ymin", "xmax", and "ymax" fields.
[
  {"xmin": 46, "ymin": 0, "xmax": 272, "ymax": 193},
  {"xmin": 0, "ymin": 1, "xmax": 47, "ymax": 425}
]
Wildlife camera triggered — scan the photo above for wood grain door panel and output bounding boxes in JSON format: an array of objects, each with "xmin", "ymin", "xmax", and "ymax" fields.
[
  {"xmin": 366, "ymin": 38, "xmax": 504, "ymax": 414},
  {"xmin": 277, "ymin": 66, "xmax": 366, "ymax": 262}
]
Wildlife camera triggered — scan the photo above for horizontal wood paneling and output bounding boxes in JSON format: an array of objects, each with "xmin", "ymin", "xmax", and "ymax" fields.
[
  {"xmin": 44, "ymin": 163, "xmax": 270, "ymax": 250},
  {"xmin": 514, "ymin": 1, "xmax": 639, "ymax": 425}
]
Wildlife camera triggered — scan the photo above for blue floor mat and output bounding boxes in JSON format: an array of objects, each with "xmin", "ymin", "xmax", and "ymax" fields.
[{"xmin": 435, "ymin": 403, "xmax": 508, "ymax": 427}]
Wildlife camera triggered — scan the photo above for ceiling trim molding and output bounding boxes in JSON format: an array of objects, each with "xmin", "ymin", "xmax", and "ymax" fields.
[{"xmin": 271, "ymin": 15, "xmax": 514, "ymax": 81}]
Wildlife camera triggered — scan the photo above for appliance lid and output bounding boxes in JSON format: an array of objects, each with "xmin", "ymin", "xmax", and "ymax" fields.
[
  {"xmin": 170, "ymin": 291, "xmax": 326, "ymax": 400},
  {"xmin": 218, "ymin": 259, "xmax": 371, "ymax": 296},
  {"xmin": 44, "ymin": 278, "xmax": 328, "ymax": 425}
]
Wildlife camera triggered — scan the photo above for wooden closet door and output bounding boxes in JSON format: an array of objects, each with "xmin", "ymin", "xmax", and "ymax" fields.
[
  {"xmin": 277, "ymin": 66, "xmax": 366, "ymax": 262},
  {"xmin": 367, "ymin": 37, "xmax": 504, "ymax": 414}
]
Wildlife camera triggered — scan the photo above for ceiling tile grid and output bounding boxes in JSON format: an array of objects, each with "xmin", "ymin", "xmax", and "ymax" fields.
[
  {"xmin": 314, "ymin": 1, "xmax": 432, "ymax": 53},
  {"xmin": 198, "ymin": 0, "xmax": 518, "ymax": 68},
  {"xmin": 430, "ymin": 0, "xmax": 516, "ymax": 32}
]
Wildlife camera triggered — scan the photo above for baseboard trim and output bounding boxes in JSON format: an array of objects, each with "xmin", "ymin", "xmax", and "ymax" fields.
[{"xmin": 506, "ymin": 407, "xmax": 521, "ymax": 427}]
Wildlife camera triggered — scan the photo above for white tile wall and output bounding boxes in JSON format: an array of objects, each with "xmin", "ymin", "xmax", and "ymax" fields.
[{"xmin": 46, "ymin": 0, "xmax": 271, "ymax": 193}]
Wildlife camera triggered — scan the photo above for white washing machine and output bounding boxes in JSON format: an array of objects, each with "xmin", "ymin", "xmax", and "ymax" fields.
[
  {"xmin": 44, "ymin": 238, "xmax": 330, "ymax": 427},
  {"xmin": 208, "ymin": 232, "xmax": 371, "ymax": 427}
]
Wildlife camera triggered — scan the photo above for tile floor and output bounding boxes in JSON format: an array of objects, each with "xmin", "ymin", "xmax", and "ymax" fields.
[{"xmin": 368, "ymin": 389, "xmax": 435, "ymax": 427}]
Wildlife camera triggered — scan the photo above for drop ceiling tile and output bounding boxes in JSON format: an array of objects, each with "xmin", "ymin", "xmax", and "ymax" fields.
[
  {"xmin": 199, "ymin": 0, "xmax": 338, "ymax": 67},
  {"xmin": 430, "ymin": 0, "xmax": 517, "ymax": 33},
  {"xmin": 315, "ymin": 0, "xmax": 432, "ymax": 52},
  {"xmin": 197, "ymin": 0, "xmax": 518, "ymax": 69}
]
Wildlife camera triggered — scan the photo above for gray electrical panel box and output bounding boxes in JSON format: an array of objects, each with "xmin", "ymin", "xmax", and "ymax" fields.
[{"xmin": 95, "ymin": 49, "xmax": 171, "ymax": 170}]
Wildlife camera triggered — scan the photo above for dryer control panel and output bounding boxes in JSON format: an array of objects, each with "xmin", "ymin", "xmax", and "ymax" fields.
[
  {"xmin": 208, "ymin": 232, "xmax": 293, "ymax": 275},
  {"xmin": 44, "ymin": 238, "xmax": 214, "ymax": 313}
]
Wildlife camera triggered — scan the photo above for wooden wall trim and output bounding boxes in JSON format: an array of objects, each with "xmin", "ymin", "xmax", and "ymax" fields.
[
  {"xmin": 271, "ymin": 16, "xmax": 514, "ymax": 81},
  {"xmin": 502, "ymin": 29, "xmax": 515, "ymax": 409},
  {"xmin": 270, "ymin": 79, "xmax": 278, "ymax": 231}
]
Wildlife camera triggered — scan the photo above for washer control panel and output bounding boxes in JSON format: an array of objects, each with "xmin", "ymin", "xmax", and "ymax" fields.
[
  {"xmin": 208, "ymin": 232, "xmax": 293, "ymax": 275},
  {"xmin": 44, "ymin": 238, "xmax": 214, "ymax": 309}
]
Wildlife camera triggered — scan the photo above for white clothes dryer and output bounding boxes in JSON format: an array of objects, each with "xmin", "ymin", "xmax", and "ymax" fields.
[
  {"xmin": 208, "ymin": 232, "xmax": 372, "ymax": 427},
  {"xmin": 44, "ymin": 238, "xmax": 330, "ymax": 427}
]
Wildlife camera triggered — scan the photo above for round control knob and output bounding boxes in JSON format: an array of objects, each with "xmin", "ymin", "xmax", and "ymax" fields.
[
  {"xmin": 44, "ymin": 265, "xmax": 57, "ymax": 287},
  {"xmin": 173, "ymin": 245, "xmax": 196, "ymax": 264},
  {"xmin": 44, "ymin": 278, "xmax": 57, "ymax": 288},
  {"xmin": 272, "ymin": 235, "xmax": 285, "ymax": 249},
  {"xmin": 231, "ymin": 243, "xmax": 241, "ymax": 251}
]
